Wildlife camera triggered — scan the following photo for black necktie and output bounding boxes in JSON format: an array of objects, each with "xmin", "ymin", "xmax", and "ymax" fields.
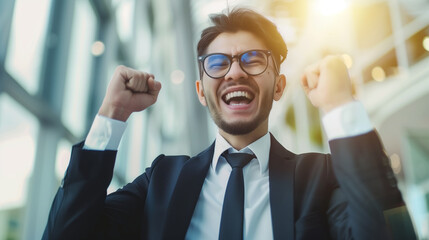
[{"xmin": 219, "ymin": 152, "xmax": 255, "ymax": 240}]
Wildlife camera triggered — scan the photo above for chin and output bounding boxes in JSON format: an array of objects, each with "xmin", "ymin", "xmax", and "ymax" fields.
[
  {"xmin": 206, "ymin": 96, "xmax": 272, "ymax": 136},
  {"xmin": 217, "ymin": 119, "xmax": 261, "ymax": 135}
]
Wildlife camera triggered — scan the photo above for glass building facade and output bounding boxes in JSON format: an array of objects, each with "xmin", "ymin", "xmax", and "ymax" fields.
[{"xmin": 0, "ymin": 0, "xmax": 428, "ymax": 239}]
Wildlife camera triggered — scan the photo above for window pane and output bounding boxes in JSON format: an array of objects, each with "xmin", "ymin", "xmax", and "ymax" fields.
[
  {"xmin": 55, "ymin": 139, "xmax": 72, "ymax": 180},
  {"xmin": 5, "ymin": 0, "xmax": 52, "ymax": 94},
  {"xmin": 114, "ymin": 0, "xmax": 135, "ymax": 43},
  {"xmin": 61, "ymin": 0, "xmax": 96, "ymax": 136},
  {"xmin": 0, "ymin": 93, "xmax": 38, "ymax": 239}
]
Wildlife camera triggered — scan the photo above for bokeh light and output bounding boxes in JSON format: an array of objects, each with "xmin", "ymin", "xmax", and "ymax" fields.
[
  {"xmin": 91, "ymin": 41, "xmax": 105, "ymax": 56},
  {"xmin": 171, "ymin": 70, "xmax": 185, "ymax": 84},
  {"xmin": 423, "ymin": 36, "xmax": 429, "ymax": 52},
  {"xmin": 372, "ymin": 66, "xmax": 386, "ymax": 82}
]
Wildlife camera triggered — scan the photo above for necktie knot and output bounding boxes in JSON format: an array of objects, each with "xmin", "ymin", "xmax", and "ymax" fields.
[{"xmin": 222, "ymin": 152, "xmax": 255, "ymax": 169}]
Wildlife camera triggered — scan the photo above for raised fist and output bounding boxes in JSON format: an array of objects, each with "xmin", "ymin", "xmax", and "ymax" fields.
[
  {"xmin": 301, "ymin": 56, "xmax": 354, "ymax": 113},
  {"xmin": 98, "ymin": 65, "xmax": 162, "ymax": 121}
]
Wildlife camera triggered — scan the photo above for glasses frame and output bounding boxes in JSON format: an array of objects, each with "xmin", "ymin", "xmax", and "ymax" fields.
[{"xmin": 198, "ymin": 49, "xmax": 277, "ymax": 79}]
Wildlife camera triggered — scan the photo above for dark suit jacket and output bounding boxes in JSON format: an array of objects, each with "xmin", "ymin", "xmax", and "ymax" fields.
[{"xmin": 42, "ymin": 132, "xmax": 416, "ymax": 240}]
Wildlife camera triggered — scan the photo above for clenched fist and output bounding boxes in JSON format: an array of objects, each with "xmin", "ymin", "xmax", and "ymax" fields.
[
  {"xmin": 301, "ymin": 56, "xmax": 354, "ymax": 113},
  {"xmin": 98, "ymin": 65, "xmax": 162, "ymax": 121}
]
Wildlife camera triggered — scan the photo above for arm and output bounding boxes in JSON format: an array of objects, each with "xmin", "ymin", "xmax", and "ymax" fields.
[
  {"xmin": 43, "ymin": 143, "xmax": 165, "ymax": 239},
  {"xmin": 327, "ymin": 131, "xmax": 415, "ymax": 240},
  {"xmin": 43, "ymin": 66, "xmax": 162, "ymax": 239},
  {"xmin": 43, "ymin": 143, "xmax": 132, "ymax": 239},
  {"xmin": 301, "ymin": 56, "xmax": 416, "ymax": 239}
]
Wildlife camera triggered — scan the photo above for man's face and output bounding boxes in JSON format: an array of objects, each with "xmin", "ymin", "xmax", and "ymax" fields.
[{"xmin": 196, "ymin": 31, "xmax": 286, "ymax": 136}]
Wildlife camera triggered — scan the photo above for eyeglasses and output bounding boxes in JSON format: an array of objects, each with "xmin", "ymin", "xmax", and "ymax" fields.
[{"xmin": 198, "ymin": 49, "xmax": 276, "ymax": 79}]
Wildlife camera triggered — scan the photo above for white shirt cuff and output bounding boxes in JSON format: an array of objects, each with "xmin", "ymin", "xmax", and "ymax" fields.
[
  {"xmin": 322, "ymin": 101, "xmax": 373, "ymax": 140},
  {"xmin": 83, "ymin": 115, "xmax": 127, "ymax": 151}
]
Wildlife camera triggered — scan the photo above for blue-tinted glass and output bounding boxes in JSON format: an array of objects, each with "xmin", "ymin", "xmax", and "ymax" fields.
[
  {"xmin": 206, "ymin": 54, "xmax": 230, "ymax": 70},
  {"xmin": 241, "ymin": 51, "xmax": 266, "ymax": 65}
]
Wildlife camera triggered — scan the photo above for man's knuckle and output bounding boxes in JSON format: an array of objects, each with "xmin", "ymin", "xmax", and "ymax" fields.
[{"xmin": 116, "ymin": 65, "xmax": 127, "ymax": 72}]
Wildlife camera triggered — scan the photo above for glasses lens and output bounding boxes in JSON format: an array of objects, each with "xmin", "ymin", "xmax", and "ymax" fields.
[
  {"xmin": 204, "ymin": 54, "xmax": 231, "ymax": 78},
  {"xmin": 240, "ymin": 51, "xmax": 268, "ymax": 75}
]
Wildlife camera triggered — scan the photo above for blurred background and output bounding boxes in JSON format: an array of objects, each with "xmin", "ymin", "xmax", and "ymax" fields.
[{"xmin": 0, "ymin": 0, "xmax": 428, "ymax": 239}]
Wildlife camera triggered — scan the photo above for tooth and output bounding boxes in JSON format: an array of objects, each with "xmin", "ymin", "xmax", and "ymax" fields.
[{"xmin": 225, "ymin": 91, "xmax": 252, "ymax": 102}]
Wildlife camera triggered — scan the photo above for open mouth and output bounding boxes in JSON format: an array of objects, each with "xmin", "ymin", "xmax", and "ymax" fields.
[{"xmin": 222, "ymin": 91, "xmax": 254, "ymax": 105}]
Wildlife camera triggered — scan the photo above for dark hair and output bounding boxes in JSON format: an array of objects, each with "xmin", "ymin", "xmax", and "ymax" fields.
[{"xmin": 197, "ymin": 8, "xmax": 288, "ymax": 77}]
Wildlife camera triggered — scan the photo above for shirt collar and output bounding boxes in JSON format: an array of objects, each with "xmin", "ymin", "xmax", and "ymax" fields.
[{"xmin": 212, "ymin": 132, "xmax": 271, "ymax": 175}]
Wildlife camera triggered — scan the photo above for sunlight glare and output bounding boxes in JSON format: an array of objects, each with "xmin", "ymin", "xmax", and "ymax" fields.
[{"xmin": 314, "ymin": 0, "xmax": 349, "ymax": 16}]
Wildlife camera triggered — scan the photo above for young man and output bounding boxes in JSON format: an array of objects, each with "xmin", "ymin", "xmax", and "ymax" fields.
[{"xmin": 43, "ymin": 8, "xmax": 415, "ymax": 240}]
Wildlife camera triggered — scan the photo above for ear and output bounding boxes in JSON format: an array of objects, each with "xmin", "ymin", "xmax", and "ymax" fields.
[
  {"xmin": 273, "ymin": 74, "xmax": 286, "ymax": 101},
  {"xmin": 196, "ymin": 80, "xmax": 207, "ymax": 106}
]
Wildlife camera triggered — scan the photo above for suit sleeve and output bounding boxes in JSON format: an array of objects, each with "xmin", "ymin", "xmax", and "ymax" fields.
[
  {"xmin": 327, "ymin": 131, "xmax": 416, "ymax": 240},
  {"xmin": 42, "ymin": 141, "xmax": 162, "ymax": 240}
]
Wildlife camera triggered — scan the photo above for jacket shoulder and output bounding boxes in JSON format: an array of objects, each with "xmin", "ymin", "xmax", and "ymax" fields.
[
  {"xmin": 145, "ymin": 154, "xmax": 191, "ymax": 178},
  {"xmin": 295, "ymin": 152, "xmax": 330, "ymax": 166}
]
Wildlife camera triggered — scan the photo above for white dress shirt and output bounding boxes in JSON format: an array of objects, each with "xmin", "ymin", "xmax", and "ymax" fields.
[
  {"xmin": 83, "ymin": 101, "xmax": 373, "ymax": 239},
  {"xmin": 185, "ymin": 132, "xmax": 272, "ymax": 239}
]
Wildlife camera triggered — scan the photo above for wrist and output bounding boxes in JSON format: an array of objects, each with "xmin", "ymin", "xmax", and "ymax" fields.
[
  {"xmin": 322, "ymin": 101, "xmax": 373, "ymax": 140},
  {"xmin": 321, "ymin": 97, "xmax": 355, "ymax": 114},
  {"xmin": 84, "ymin": 114, "xmax": 128, "ymax": 150},
  {"xmin": 98, "ymin": 103, "xmax": 130, "ymax": 122}
]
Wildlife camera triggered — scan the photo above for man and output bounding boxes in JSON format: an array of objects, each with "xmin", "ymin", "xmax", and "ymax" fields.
[{"xmin": 43, "ymin": 8, "xmax": 415, "ymax": 240}]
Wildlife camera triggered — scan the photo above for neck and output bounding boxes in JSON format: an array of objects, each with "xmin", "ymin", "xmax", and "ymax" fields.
[{"xmin": 219, "ymin": 120, "xmax": 269, "ymax": 150}]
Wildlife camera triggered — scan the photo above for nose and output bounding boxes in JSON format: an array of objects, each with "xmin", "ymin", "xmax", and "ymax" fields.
[{"xmin": 224, "ymin": 60, "xmax": 248, "ymax": 81}]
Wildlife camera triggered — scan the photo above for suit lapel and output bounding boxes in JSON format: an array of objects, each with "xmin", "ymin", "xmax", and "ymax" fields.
[
  {"xmin": 269, "ymin": 134, "xmax": 296, "ymax": 240},
  {"xmin": 161, "ymin": 142, "xmax": 214, "ymax": 239}
]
